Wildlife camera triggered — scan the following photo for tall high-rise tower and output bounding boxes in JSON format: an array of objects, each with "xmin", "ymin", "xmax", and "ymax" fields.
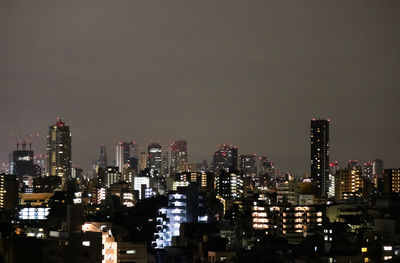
[
  {"xmin": 170, "ymin": 140, "xmax": 188, "ymax": 174},
  {"xmin": 310, "ymin": 118, "xmax": 330, "ymax": 197},
  {"xmin": 116, "ymin": 142, "xmax": 130, "ymax": 172},
  {"xmin": 47, "ymin": 118, "xmax": 72, "ymax": 179},
  {"xmin": 213, "ymin": 144, "xmax": 238, "ymax": 172},
  {"xmin": 147, "ymin": 142, "xmax": 162, "ymax": 176},
  {"xmin": 116, "ymin": 141, "xmax": 139, "ymax": 172},
  {"xmin": 93, "ymin": 146, "xmax": 107, "ymax": 173},
  {"xmin": 239, "ymin": 154, "xmax": 257, "ymax": 177}
]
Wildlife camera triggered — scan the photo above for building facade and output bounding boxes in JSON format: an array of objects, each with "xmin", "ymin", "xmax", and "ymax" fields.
[
  {"xmin": 213, "ymin": 145, "xmax": 238, "ymax": 173},
  {"xmin": 47, "ymin": 118, "xmax": 72, "ymax": 179},
  {"xmin": 310, "ymin": 119, "xmax": 330, "ymax": 197}
]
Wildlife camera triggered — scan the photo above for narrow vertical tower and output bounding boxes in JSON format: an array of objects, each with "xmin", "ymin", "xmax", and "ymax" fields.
[
  {"xmin": 47, "ymin": 118, "xmax": 72, "ymax": 179},
  {"xmin": 310, "ymin": 118, "xmax": 330, "ymax": 197},
  {"xmin": 170, "ymin": 140, "xmax": 188, "ymax": 173}
]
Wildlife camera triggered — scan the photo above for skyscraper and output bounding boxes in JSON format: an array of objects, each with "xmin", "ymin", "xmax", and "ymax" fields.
[
  {"xmin": 213, "ymin": 144, "xmax": 238, "ymax": 172},
  {"xmin": 138, "ymin": 152, "xmax": 147, "ymax": 172},
  {"xmin": 12, "ymin": 148, "xmax": 35, "ymax": 179},
  {"xmin": 116, "ymin": 142, "xmax": 130, "ymax": 172},
  {"xmin": 170, "ymin": 140, "xmax": 188, "ymax": 174},
  {"xmin": 239, "ymin": 154, "xmax": 257, "ymax": 177},
  {"xmin": 104, "ymin": 166, "xmax": 121, "ymax": 188},
  {"xmin": 310, "ymin": 118, "xmax": 329, "ymax": 197},
  {"xmin": 93, "ymin": 146, "xmax": 107, "ymax": 173},
  {"xmin": 372, "ymin": 159, "xmax": 384, "ymax": 189},
  {"xmin": 259, "ymin": 155, "xmax": 275, "ymax": 188},
  {"xmin": 147, "ymin": 142, "xmax": 162, "ymax": 176},
  {"xmin": 47, "ymin": 118, "xmax": 72, "ymax": 179},
  {"xmin": 116, "ymin": 141, "xmax": 139, "ymax": 172}
]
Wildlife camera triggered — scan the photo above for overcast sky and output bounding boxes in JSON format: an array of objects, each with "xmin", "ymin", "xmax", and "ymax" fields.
[{"xmin": 1, "ymin": 0, "xmax": 399, "ymax": 175}]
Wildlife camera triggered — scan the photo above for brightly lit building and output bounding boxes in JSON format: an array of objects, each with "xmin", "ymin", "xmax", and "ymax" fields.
[
  {"xmin": 338, "ymin": 168, "xmax": 362, "ymax": 200},
  {"xmin": 104, "ymin": 166, "xmax": 121, "ymax": 188},
  {"xmin": 98, "ymin": 187, "xmax": 106, "ymax": 204},
  {"xmin": 152, "ymin": 183, "xmax": 208, "ymax": 249},
  {"xmin": 168, "ymin": 171, "xmax": 215, "ymax": 192},
  {"xmin": 147, "ymin": 142, "xmax": 162, "ymax": 176},
  {"xmin": 252, "ymin": 202, "xmax": 324, "ymax": 244},
  {"xmin": 18, "ymin": 193, "xmax": 52, "ymax": 220},
  {"xmin": 19, "ymin": 207, "xmax": 51, "ymax": 220},
  {"xmin": 327, "ymin": 173, "xmax": 336, "ymax": 199},
  {"xmin": 133, "ymin": 176, "xmax": 150, "ymax": 200},
  {"xmin": 46, "ymin": 118, "xmax": 72, "ymax": 179},
  {"xmin": 215, "ymin": 170, "xmax": 243, "ymax": 200},
  {"xmin": 327, "ymin": 162, "xmax": 339, "ymax": 199}
]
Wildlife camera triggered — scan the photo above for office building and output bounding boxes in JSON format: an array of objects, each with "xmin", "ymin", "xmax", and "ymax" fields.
[
  {"xmin": 138, "ymin": 152, "xmax": 147, "ymax": 172},
  {"xmin": 93, "ymin": 146, "xmax": 107, "ymax": 173},
  {"xmin": 170, "ymin": 140, "xmax": 188, "ymax": 174},
  {"xmin": 12, "ymin": 149, "xmax": 35, "ymax": 179},
  {"xmin": 213, "ymin": 144, "xmax": 238, "ymax": 172},
  {"xmin": 47, "ymin": 118, "xmax": 72, "ymax": 179},
  {"xmin": 115, "ymin": 141, "xmax": 139, "ymax": 173},
  {"xmin": 116, "ymin": 142, "xmax": 130, "ymax": 172},
  {"xmin": 104, "ymin": 166, "xmax": 121, "ymax": 188},
  {"xmin": 310, "ymin": 119, "xmax": 330, "ymax": 197},
  {"xmin": 147, "ymin": 142, "xmax": 162, "ymax": 176},
  {"xmin": 259, "ymin": 155, "xmax": 275, "ymax": 188},
  {"xmin": 239, "ymin": 153, "xmax": 257, "ymax": 177}
]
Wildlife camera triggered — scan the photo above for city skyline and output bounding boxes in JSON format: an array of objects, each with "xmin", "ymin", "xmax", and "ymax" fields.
[
  {"xmin": 0, "ymin": 116, "xmax": 396, "ymax": 176},
  {"xmin": 1, "ymin": 1, "xmax": 400, "ymax": 175},
  {"xmin": 1, "ymin": 1, "xmax": 399, "ymax": 262}
]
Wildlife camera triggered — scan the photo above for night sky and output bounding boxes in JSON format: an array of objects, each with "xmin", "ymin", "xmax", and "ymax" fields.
[{"xmin": 1, "ymin": 0, "xmax": 399, "ymax": 175}]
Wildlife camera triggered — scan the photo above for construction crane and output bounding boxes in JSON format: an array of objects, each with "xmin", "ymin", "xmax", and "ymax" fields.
[{"xmin": 10, "ymin": 133, "xmax": 40, "ymax": 151}]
